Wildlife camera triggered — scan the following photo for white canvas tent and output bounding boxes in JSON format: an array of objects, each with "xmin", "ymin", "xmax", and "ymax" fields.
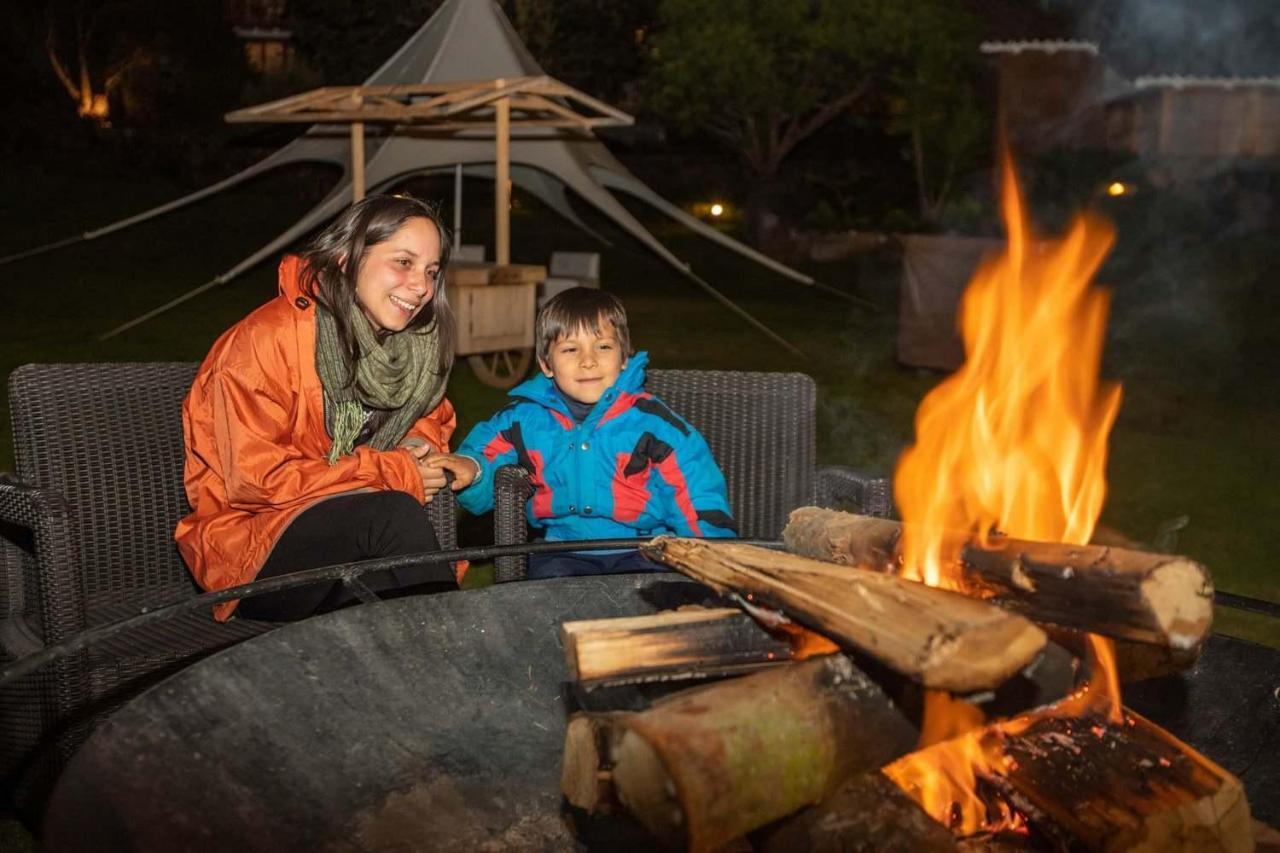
[{"xmin": 6, "ymin": 0, "xmax": 821, "ymax": 351}]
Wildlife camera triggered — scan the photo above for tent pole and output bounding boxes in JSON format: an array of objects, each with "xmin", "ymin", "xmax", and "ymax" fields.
[
  {"xmin": 351, "ymin": 93, "xmax": 366, "ymax": 201},
  {"xmin": 495, "ymin": 84, "xmax": 511, "ymax": 265},
  {"xmin": 454, "ymin": 163, "xmax": 463, "ymax": 243}
]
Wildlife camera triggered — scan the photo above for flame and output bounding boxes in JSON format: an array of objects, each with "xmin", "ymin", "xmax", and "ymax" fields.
[
  {"xmin": 886, "ymin": 152, "xmax": 1125, "ymax": 834},
  {"xmin": 895, "ymin": 156, "xmax": 1122, "ymax": 586},
  {"xmin": 884, "ymin": 717, "xmax": 1029, "ymax": 836},
  {"xmin": 773, "ymin": 622, "xmax": 841, "ymax": 660}
]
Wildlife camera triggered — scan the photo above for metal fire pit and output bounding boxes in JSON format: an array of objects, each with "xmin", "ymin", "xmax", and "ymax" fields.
[{"xmin": 41, "ymin": 574, "xmax": 1280, "ymax": 851}]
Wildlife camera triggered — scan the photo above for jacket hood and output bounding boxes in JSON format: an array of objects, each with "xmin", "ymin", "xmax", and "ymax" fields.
[
  {"xmin": 277, "ymin": 255, "xmax": 308, "ymax": 302},
  {"xmin": 509, "ymin": 351, "xmax": 650, "ymax": 414}
]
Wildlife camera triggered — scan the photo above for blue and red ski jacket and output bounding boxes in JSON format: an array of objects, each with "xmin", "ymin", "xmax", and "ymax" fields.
[{"xmin": 456, "ymin": 352, "xmax": 737, "ymax": 543}]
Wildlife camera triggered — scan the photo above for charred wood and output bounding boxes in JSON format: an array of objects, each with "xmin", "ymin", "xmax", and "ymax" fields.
[
  {"xmin": 784, "ymin": 507, "xmax": 1213, "ymax": 651},
  {"xmin": 560, "ymin": 607, "xmax": 794, "ymax": 687}
]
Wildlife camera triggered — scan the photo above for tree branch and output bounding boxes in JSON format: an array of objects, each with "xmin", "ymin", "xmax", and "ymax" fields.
[
  {"xmin": 44, "ymin": 24, "xmax": 81, "ymax": 103},
  {"xmin": 773, "ymin": 83, "xmax": 869, "ymax": 165}
]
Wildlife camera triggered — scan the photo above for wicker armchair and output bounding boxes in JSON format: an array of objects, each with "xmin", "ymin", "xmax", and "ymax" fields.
[
  {"xmin": 0, "ymin": 362, "xmax": 458, "ymax": 809},
  {"xmin": 491, "ymin": 370, "xmax": 893, "ymax": 582}
]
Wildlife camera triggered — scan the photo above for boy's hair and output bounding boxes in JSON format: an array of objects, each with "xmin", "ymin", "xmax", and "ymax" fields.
[{"xmin": 535, "ymin": 287, "xmax": 633, "ymax": 364}]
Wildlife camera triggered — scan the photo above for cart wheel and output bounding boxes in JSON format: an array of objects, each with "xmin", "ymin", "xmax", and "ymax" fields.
[{"xmin": 468, "ymin": 348, "xmax": 534, "ymax": 388}]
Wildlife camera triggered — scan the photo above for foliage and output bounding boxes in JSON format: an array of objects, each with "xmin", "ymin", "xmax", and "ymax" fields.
[
  {"xmin": 512, "ymin": 0, "xmax": 659, "ymax": 106},
  {"xmin": 645, "ymin": 0, "xmax": 983, "ymax": 240},
  {"xmin": 290, "ymin": 0, "xmax": 442, "ymax": 83},
  {"xmin": 883, "ymin": 6, "xmax": 987, "ymax": 225},
  {"xmin": 33, "ymin": 0, "xmax": 245, "ymax": 127}
]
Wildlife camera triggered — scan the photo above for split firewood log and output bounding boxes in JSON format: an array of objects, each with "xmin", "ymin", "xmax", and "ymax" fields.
[
  {"xmin": 560, "ymin": 607, "xmax": 794, "ymax": 687},
  {"xmin": 783, "ymin": 507, "xmax": 1213, "ymax": 652},
  {"xmin": 641, "ymin": 537, "xmax": 1047, "ymax": 693}
]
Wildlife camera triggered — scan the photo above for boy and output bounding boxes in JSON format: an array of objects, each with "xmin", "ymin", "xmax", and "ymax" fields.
[{"xmin": 431, "ymin": 287, "xmax": 736, "ymax": 577}]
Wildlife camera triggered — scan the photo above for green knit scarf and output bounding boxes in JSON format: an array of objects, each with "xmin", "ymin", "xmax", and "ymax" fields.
[{"xmin": 314, "ymin": 301, "xmax": 446, "ymax": 464}]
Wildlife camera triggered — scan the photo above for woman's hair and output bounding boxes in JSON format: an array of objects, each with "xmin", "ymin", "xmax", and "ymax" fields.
[
  {"xmin": 535, "ymin": 287, "xmax": 632, "ymax": 365},
  {"xmin": 300, "ymin": 194, "xmax": 455, "ymax": 377}
]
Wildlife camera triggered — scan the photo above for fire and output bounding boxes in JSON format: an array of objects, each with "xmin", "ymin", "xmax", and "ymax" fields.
[
  {"xmin": 886, "ymin": 153, "xmax": 1125, "ymax": 834},
  {"xmin": 895, "ymin": 157, "xmax": 1121, "ymax": 587}
]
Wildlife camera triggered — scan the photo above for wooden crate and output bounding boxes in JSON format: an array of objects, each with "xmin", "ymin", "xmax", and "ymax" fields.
[
  {"xmin": 453, "ymin": 281, "xmax": 538, "ymax": 355},
  {"xmin": 449, "ymin": 262, "xmax": 493, "ymax": 287},
  {"xmin": 489, "ymin": 263, "xmax": 547, "ymax": 286}
]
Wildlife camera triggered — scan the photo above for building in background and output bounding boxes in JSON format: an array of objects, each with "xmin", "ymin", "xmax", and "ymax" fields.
[
  {"xmin": 982, "ymin": 40, "xmax": 1280, "ymax": 177},
  {"xmin": 225, "ymin": 0, "xmax": 295, "ymax": 77}
]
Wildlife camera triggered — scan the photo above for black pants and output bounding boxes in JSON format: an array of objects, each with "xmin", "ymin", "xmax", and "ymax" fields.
[
  {"xmin": 236, "ymin": 491, "xmax": 455, "ymax": 622},
  {"xmin": 526, "ymin": 549, "xmax": 669, "ymax": 580}
]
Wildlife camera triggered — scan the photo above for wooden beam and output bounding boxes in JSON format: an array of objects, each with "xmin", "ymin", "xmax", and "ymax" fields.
[
  {"xmin": 495, "ymin": 88, "xmax": 510, "ymax": 266},
  {"xmin": 783, "ymin": 507, "xmax": 1213, "ymax": 650},
  {"xmin": 349, "ymin": 93, "xmax": 365, "ymax": 202},
  {"xmin": 641, "ymin": 538, "xmax": 1047, "ymax": 693}
]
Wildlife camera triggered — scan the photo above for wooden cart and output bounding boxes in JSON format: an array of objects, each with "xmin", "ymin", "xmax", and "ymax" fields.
[{"xmin": 449, "ymin": 261, "xmax": 546, "ymax": 388}]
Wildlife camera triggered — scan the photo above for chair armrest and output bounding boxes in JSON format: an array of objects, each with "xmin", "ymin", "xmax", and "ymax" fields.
[
  {"xmin": 815, "ymin": 466, "xmax": 896, "ymax": 519},
  {"xmin": 426, "ymin": 486, "xmax": 457, "ymax": 552},
  {"xmin": 493, "ymin": 465, "xmax": 534, "ymax": 583},
  {"xmin": 0, "ymin": 476, "xmax": 89, "ymax": 645}
]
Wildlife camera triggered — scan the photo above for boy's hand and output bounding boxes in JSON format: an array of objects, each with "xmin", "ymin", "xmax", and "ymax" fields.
[
  {"xmin": 424, "ymin": 453, "xmax": 481, "ymax": 491},
  {"xmin": 405, "ymin": 444, "xmax": 448, "ymax": 502}
]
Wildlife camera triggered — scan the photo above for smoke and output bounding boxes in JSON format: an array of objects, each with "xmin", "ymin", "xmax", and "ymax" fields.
[{"xmin": 1071, "ymin": 0, "xmax": 1280, "ymax": 76}]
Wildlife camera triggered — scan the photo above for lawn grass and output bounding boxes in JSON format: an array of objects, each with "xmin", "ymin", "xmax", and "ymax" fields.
[{"xmin": 1, "ymin": 164, "xmax": 1276, "ymax": 647}]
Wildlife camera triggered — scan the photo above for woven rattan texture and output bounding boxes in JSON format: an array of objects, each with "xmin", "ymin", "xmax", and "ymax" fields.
[{"xmin": 2, "ymin": 362, "xmax": 462, "ymax": 810}]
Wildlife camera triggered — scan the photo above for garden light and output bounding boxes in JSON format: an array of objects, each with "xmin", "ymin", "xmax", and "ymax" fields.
[{"xmin": 710, "ymin": 203, "xmax": 724, "ymax": 217}]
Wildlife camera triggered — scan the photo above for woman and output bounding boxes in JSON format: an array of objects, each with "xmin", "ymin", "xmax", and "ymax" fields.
[{"xmin": 177, "ymin": 194, "xmax": 463, "ymax": 621}]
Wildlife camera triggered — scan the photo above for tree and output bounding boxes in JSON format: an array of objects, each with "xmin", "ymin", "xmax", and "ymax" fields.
[
  {"xmin": 646, "ymin": 0, "xmax": 980, "ymax": 244},
  {"xmin": 290, "ymin": 0, "xmax": 443, "ymax": 84},
  {"xmin": 884, "ymin": 8, "xmax": 986, "ymax": 226},
  {"xmin": 41, "ymin": 0, "xmax": 151, "ymax": 121},
  {"xmin": 34, "ymin": 0, "xmax": 245, "ymax": 129},
  {"xmin": 511, "ymin": 0, "xmax": 659, "ymax": 107}
]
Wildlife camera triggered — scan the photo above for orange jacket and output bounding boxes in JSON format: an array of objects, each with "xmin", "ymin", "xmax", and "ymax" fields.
[{"xmin": 176, "ymin": 256, "xmax": 457, "ymax": 620}]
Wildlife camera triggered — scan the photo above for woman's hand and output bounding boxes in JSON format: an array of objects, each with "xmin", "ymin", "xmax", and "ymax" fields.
[
  {"xmin": 405, "ymin": 444, "xmax": 447, "ymax": 502},
  {"xmin": 424, "ymin": 453, "xmax": 481, "ymax": 492}
]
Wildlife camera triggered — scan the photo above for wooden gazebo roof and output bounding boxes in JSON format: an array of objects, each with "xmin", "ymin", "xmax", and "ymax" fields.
[
  {"xmin": 225, "ymin": 75, "xmax": 633, "ymax": 132},
  {"xmin": 226, "ymin": 76, "xmax": 634, "ymax": 264}
]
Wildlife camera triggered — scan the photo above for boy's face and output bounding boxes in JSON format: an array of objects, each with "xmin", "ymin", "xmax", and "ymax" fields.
[{"xmin": 540, "ymin": 319, "xmax": 627, "ymax": 405}]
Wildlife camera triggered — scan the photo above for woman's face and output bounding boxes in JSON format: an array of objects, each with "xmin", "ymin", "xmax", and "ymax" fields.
[{"xmin": 354, "ymin": 216, "xmax": 442, "ymax": 333}]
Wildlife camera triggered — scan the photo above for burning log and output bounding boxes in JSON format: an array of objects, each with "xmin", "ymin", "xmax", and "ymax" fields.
[
  {"xmin": 562, "ymin": 655, "xmax": 918, "ymax": 852},
  {"xmin": 885, "ymin": 708, "xmax": 1253, "ymax": 852},
  {"xmin": 783, "ymin": 507, "xmax": 1213, "ymax": 651},
  {"xmin": 641, "ymin": 537, "xmax": 1047, "ymax": 693},
  {"xmin": 1045, "ymin": 626, "xmax": 1202, "ymax": 684},
  {"xmin": 560, "ymin": 607, "xmax": 794, "ymax": 687},
  {"xmin": 755, "ymin": 772, "xmax": 961, "ymax": 852}
]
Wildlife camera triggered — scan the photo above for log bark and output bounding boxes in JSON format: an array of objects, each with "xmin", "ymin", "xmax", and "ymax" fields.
[
  {"xmin": 756, "ymin": 771, "xmax": 959, "ymax": 852},
  {"xmin": 560, "ymin": 607, "xmax": 794, "ymax": 687},
  {"xmin": 885, "ymin": 708, "xmax": 1253, "ymax": 852},
  {"xmin": 784, "ymin": 507, "xmax": 1213, "ymax": 651},
  {"xmin": 641, "ymin": 537, "xmax": 1047, "ymax": 693},
  {"xmin": 588, "ymin": 655, "xmax": 918, "ymax": 852}
]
